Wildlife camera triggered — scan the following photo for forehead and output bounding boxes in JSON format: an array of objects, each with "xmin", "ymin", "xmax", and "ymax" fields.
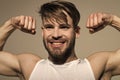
[{"xmin": 42, "ymin": 11, "xmax": 73, "ymax": 26}]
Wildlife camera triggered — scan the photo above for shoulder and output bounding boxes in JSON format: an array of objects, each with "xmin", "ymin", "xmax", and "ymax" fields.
[
  {"xmin": 17, "ymin": 52, "xmax": 42, "ymax": 69},
  {"xmin": 17, "ymin": 53, "xmax": 41, "ymax": 65},
  {"xmin": 87, "ymin": 49, "xmax": 120, "ymax": 80},
  {"xmin": 86, "ymin": 51, "xmax": 112, "ymax": 79},
  {"xmin": 17, "ymin": 53, "xmax": 41, "ymax": 60},
  {"xmin": 87, "ymin": 49, "xmax": 120, "ymax": 67},
  {"xmin": 87, "ymin": 51, "xmax": 110, "ymax": 62},
  {"xmin": 17, "ymin": 53, "xmax": 42, "ymax": 79}
]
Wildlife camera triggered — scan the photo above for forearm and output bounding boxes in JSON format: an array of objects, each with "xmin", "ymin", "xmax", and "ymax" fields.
[
  {"xmin": 110, "ymin": 15, "xmax": 120, "ymax": 31},
  {"xmin": 0, "ymin": 20, "xmax": 16, "ymax": 50},
  {"xmin": 0, "ymin": 16, "xmax": 36, "ymax": 50}
]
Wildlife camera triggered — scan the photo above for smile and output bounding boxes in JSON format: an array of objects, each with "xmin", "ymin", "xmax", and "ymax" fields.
[
  {"xmin": 48, "ymin": 39, "xmax": 66, "ymax": 48},
  {"xmin": 51, "ymin": 42, "xmax": 64, "ymax": 48}
]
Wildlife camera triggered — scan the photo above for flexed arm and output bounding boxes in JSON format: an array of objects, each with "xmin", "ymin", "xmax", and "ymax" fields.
[
  {"xmin": 86, "ymin": 12, "xmax": 120, "ymax": 79},
  {"xmin": 86, "ymin": 12, "xmax": 120, "ymax": 33},
  {"xmin": 0, "ymin": 16, "xmax": 36, "ymax": 50},
  {"xmin": 0, "ymin": 16, "xmax": 39, "ymax": 78}
]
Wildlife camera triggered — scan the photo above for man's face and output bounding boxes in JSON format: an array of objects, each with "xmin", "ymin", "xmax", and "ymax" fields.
[{"xmin": 42, "ymin": 12, "xmax": 79, "ymax": 60}]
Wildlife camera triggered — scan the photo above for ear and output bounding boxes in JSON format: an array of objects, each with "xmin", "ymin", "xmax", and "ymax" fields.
[{"xmin": 75, "ymin": 26, "xmax": 80, "ymax": 38}]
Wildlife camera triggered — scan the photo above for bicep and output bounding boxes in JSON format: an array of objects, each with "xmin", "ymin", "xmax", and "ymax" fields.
[
  {"xmin": 0, "ymin": 51, "xmax": 20, "ymax": 76},
  {"xmin": 106, "ymin": 49, "xmax": 120, "ymax": 75},
  {"xmin": 87, "ymin": 52, "xmax": 110, "ymax": 80}
]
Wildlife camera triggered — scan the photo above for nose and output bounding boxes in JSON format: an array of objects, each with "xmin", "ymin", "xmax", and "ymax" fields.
[{"xmin": 52, "ymin": 27, "xmax": 62, "ymax": 39}]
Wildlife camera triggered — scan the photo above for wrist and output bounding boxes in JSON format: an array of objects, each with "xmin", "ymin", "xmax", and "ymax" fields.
[
  {"xmin": 0, "ymin": 20, "xmax": 16, "ymax": 42},
  {"xmin": 1, "ymin": 19, "xmax": 16, "ymax": 33},
  {"xmin": 110, "ymin": 15, "xmax": 120, "ymax": 28}
]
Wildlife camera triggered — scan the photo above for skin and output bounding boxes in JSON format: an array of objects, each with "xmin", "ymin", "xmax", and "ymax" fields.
[
  {"xmin": 42, "ymin": 12, "xmax": 79, "ymax": 64},
  {"xmin": 0, "ymin": 12, "xmax": 120, "ymax": 80}
]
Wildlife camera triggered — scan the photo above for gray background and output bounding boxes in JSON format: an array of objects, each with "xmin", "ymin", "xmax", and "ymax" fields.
[{"xmin": 0, "ymin": 0, "xmax": 120, "ymax": 80}]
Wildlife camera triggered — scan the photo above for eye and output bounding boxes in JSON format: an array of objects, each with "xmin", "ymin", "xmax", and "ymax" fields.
[
  {"xmin": 60, "ymin": 24, "xmax": 70, "ymax": 30},
  {"xmin": 44, "ymin": 24, "xmax": 54, "ymax": 30}
]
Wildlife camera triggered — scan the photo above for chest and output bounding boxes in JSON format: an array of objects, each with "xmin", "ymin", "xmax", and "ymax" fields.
[{"xmin": 29, "ymin": 59, "xmax": 95, "ymax": 80}]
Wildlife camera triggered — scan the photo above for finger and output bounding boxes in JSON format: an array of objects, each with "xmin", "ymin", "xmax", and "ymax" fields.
[
  {"xmin": 19, "ymin": 15, "xmax": 25, "ymax": 26},
  {"xmin": 24, "ymin": 16, "xmax": 29, "ymax": 29},
  {"xmin": 97, "ymin": 13, "xmax": 103, "ymax": 25},
  {"xmin": 93, "ymin": 13, "xmax": 98, "ymax": 27},
  {"xmin": 32, "ymin": 18, "xmax": 36, "ymax": 30},
  {"xmin": 31, "ymin": 18, "xmax": 36, "ymax": 34},
  {"xmin": 29, "ymin": 30, "xmax": 36, "ymax": 35},
  {"xmin": 98, "ymin": 13, "xmax": 105, "ymax": 26},
  {"xmin": 28, "ymin": 17, "xmax": 36, "ymax": 34},
  {"xmin": 89, "ymin": 28, "xmax": 94, "ymax": 33},
  {"xmin": 20, "ymin": 16, "xmax": 36, "ymax": 34},
  {"xmin": 89, "ymin": 14, "xmax": 94, "ymax": 27},
  {"xmin": 20, "ymin": 28, "xmax": 35, "ymax": 35},
  {"xmin": 28, "ymin": 16, "xmax": 33, "ymax": 30},
  {"xmin": 86, "ymin": 16, "xmax": 90, "ymax": 28}
]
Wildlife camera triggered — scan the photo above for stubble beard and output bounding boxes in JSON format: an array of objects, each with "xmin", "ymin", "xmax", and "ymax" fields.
[{"xmin": 43, "ymin": 36, "xmax": 75, "ymax": 64}]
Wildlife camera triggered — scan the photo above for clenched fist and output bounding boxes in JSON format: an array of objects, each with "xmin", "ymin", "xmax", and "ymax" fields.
[
  {"xmin": 86, "ymin": 12, "xmax": 113, "ymax": 33},
  {"xmin": 4, "ymin": 15, "xmax": 36, "ymax": 34}
]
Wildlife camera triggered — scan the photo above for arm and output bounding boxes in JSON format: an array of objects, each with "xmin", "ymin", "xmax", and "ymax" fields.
[
  {"xmin": 106, "ymin": 49, "xmax": 120, "ymax": 76},
  {"xmin": 87, "ymin": 49, "xmax": 120, "ymax": 79},
  {"xmin": 0, "ymin": 16, "xmax": 36, "ymax": 50},
  {"xmin": 86, "ymin": 12, "xmax": 120, "ymax": 33},
  {"xmin": 0, "ymin": 16, "xmax": 36, "ymax": 76},
  {"xmin": 86, "ymin": 12, "xmax": 120, "ymax": 79}
]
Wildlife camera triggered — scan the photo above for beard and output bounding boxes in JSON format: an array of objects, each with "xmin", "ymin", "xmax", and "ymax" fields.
[{"xmin": 43, "ymin": 35, "xmax": 76, "ymax": 64}]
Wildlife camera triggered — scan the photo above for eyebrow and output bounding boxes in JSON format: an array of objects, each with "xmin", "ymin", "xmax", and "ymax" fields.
[
  {"xmin": 43, "ymin": 23, "xmax": 72, "ymax": 28},
  {"xmin": 59, "ymin": 24, "xmax": 71, "ymax": 27}
]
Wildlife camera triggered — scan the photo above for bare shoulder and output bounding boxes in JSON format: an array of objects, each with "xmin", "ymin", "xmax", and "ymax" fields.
[
  {"xmin": 86, "ymin": 51, "xmax": 111, "ymax": 73},
  {"xmin": 86, "ymin": 49, "xmax": 120, "ymax": 79},
  {"xmin": 17, "ymin": 52, "xmax": 41, "ymax": 69},
  {"xmin": 17, "ymin": 53, "xmax": 41, "ymax": 61},
  {"xmin": 86, "ymin": 51, "xmax": 111, "ymax": 79},
  {"xmin": 17, "ymin": 53, "xmax": 41, "ymax": 65},
  {"xmin": 87, "ymin": 49, "xmax": 120, "ymax": 67},
  {"xmin": 17, "ymin": 53, "xmax": 42, "ymax": 79},
  {"xmin": 87, "ymin": 51, "xmax": 111, "ymax": 62}
]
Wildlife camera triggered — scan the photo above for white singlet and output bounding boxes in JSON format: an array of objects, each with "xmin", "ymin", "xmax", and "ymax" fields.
[{"xmin": 29, "ymin": 58, "xmax": 95, "ymax": 80}]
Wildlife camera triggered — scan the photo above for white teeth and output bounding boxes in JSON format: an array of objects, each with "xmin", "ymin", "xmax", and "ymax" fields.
[{"xmin": 52, "ymin": 43, "xmax": 62, "ymax": 45}]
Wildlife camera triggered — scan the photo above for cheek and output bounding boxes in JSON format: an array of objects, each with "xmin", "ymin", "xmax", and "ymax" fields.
[
  {"xmin": 63, "ymin": 30, "xmax": 75, "ymax": 39},
  {"xmin": 42, "ymin": 31, "xmax": 51, "ymax": 38}
]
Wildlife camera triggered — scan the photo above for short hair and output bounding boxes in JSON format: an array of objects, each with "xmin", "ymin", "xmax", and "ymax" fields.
[{"xmin": 39, "ymin": 0, "xmax": 80, "ymax": 28}]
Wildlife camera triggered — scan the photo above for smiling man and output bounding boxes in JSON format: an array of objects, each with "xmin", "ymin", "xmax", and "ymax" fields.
[
  {"xmin": 41, "ymin": 10, "xmax": 79, "ymax": 64},
  {"xmin": 0, "ymin": 0, "xmax": 120, "ymax": 80}
]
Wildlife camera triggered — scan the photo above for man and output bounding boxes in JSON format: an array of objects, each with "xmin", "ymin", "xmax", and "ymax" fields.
[{"xmin": 0, "ymin": 0, "xmax": 120, "ymax": 80}]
